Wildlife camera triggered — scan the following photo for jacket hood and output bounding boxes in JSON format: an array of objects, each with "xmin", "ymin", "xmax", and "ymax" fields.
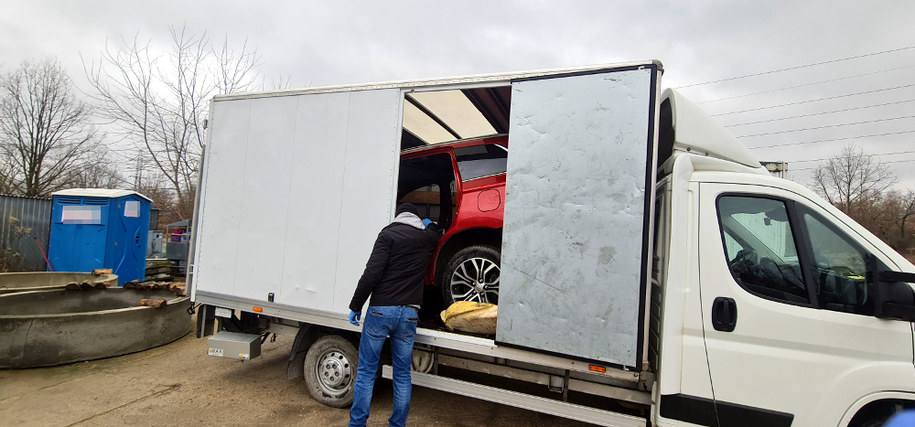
[{"xmin": 392, "ymin": 212, "xmax": 426, "ymax": 229}]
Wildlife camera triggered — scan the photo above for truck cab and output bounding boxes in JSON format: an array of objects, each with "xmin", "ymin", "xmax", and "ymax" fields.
[{"xmin": 651, "ymin": 91, "xmax": 915, "ymax": 426}]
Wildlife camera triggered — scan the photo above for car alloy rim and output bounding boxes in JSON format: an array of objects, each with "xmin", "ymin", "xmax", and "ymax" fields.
[
  {"xmin": 315, "ymin": 349, "xmax": 353, "ymax": 397},
  {"xmin": 450, "ymin": 257, "xmax": 500, "ymax": 303}
]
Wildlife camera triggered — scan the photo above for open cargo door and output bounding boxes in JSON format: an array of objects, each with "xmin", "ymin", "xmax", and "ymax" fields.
[{"xmin": 495, "ymin": 65, "xmax": 659, "ymax": 368}]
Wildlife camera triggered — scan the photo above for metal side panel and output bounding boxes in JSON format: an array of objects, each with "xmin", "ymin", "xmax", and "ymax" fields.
[
  {"xmin": 194, "ymin": 89, "xmax": 402, "ymax": 313},
  {"xmin": 193, "ymin": 99, "xmax": 251, "ymax": 299},
  {"xmin": 330, "ymin": 90, "xmax": 403, "ymax": 311},
  {"xmin": 232, "ymin": 95, "xmax": 299, "ymax": 302},
  {"xmin": 383, "ymin": 366, "xmax": 646, "ymax": 427},
  {"xmin": 496, "ymin": 67, "xmax": 656, "ymax": 367}
]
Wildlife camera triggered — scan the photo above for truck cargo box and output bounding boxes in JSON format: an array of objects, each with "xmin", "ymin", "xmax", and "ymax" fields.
[{"xmin": 190, "ymin": 62, "xmax": 660, "ymax": 368}]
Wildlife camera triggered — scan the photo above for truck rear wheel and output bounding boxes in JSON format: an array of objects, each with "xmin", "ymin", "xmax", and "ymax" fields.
[
  {"xmin": 303, "ymin": 335, "xmax": 357, "ymax": 408},
  {"xmin": 442, "ymin": 245, "xmax": 501, "ymax": 306}
]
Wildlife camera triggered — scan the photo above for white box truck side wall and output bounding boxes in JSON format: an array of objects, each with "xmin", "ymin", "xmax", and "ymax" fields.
[{"xmin": 193, "ymin": 90, "xmax": 402, "ymax": 313}]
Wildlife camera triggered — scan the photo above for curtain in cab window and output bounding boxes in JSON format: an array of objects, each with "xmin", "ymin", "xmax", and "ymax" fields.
[{"xmin": 717, "ymin": 196, "xmax": 808, "ymax": 304}]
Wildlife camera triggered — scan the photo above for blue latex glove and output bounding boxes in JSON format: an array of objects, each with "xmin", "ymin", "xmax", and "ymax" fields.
[
  {"xmin": 885, "ymin": 411, "xmax": 915, "ymax": 427},
  {"xmin": 422, "ymin": 218, "xmax": 432, "ymax": 227},
  {"xmin": 348, "ymin": 311, "xmax": 361, "ymax": 326}
]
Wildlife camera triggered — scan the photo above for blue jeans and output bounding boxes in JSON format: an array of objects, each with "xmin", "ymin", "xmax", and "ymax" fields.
[{"xmin": 348, "ymin": 305, "xmax": 418, "ymax": 427}]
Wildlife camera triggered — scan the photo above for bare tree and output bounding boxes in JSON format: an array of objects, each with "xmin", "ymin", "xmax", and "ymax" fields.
[
  {"xmin": 0, "ymin": 153, "xmax": 17, "ymax": 194},
  {"xmin": 0, "ymin": 59, "xmax": 98, "ymax": 197},
  {"xmin": 72, "ymin": 146, "xmax": 127, "ymax": 189},
  {"xmin": 813, "ymin": 145, "xmax": 915, "ymax": 260},
  {"xmin": 883, "ymin": 190, "xmax": 915, "ymax": 255},
  {"xmin": 813, "ymin": 144, "xmax": 897, "ymax": 216},
  {"xmin": 85, "ymin": 26, "xmax": 260, "ymax": 218}
]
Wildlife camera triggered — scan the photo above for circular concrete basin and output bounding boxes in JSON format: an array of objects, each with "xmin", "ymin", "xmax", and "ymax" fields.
[
  {"xmin": 0, "ymin": 272, "xmax": 118, "ymax": 294},
  {"xmin": 0, "ymin": 288, "xmax": 190, "ymax": 368}
]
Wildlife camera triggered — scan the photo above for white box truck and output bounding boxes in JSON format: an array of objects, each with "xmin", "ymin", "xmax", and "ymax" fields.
[{"xmin": 188, "ymin": 61, "xmax": 915, "ymax": 426}]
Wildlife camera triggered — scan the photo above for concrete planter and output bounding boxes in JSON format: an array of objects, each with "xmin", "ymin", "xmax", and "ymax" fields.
[
  {"xmin": 0, "ymin": 288, "xmax": 190, "ymax": 368},
  {"xmin": 0, "ymin": 272, "xmax": 118, "ymax": 294}
]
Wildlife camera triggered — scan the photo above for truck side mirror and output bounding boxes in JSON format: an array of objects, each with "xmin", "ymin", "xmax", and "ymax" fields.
[
  {"xmin": 868, "ymin": 255, "xmax": 915, "ymax": 321},
  {"xmin": 876, "ymin": 270, "xmax": 915, "ymax": 321}
]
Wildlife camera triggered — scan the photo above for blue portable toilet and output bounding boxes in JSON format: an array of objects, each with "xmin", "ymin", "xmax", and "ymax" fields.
[{"xmin": 47, "ymin": 189, "xmax": 152, "ymax": 284}]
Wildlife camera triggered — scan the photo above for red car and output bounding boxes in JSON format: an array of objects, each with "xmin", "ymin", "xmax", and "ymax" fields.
[{"xmin": 398, "ymin": 135, "xmax": 507, "ymax": 305}]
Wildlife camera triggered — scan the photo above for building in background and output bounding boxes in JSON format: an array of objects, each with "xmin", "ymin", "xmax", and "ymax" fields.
[
  {"xmin": 761, "ymin": 161, "xmax": 788, "ymax": 179},
  {"xmin": 0, "ymin": 195, "xmax": 52, "ymax": 271}
]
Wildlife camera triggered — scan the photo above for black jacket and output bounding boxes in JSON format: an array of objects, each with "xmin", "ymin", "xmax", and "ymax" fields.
[{"xmin": 349, "ymin": 218, "xmax": 440, "ymax": 312}]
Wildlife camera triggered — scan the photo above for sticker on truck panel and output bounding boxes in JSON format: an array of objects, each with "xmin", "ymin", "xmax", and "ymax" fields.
[{"xmin": 208, "ymin": 348, "xmax": 224, "ymax": 357}]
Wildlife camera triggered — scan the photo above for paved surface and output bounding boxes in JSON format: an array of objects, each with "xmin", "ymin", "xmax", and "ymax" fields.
[{"xmin": 0, "ymin": 329, "xmax": 594, "ymax": 426}]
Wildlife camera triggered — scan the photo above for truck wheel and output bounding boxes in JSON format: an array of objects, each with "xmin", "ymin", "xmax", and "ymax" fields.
[
  {"xmin": 442, "ymin": 245, "xmax": 501, "ymax": 306},
  {"xmin": 303, "ymin": 335, "xmax": 357, "ymax": 408}
]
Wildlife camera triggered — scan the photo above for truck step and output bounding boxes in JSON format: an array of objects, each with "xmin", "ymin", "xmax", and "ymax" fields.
[{"xmin": 382, "ymin": 365, "xmax": 645, "ymax": 427}]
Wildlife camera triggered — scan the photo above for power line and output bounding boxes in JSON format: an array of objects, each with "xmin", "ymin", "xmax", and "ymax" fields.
[
  {"xmin": 676, "ymin": 44, "xmax": 915, "ymax": 89},
  {"xmin": 884, "ymin": 158, "xmax": 915, "ymax": 165},
  {"xmin": 735, "ymin": 115, "xmax": 915, "ymax": 138},
  {"xmin": 696, "ymin": 67, "xmax": 911, "ymax": 104},
  {"xmin": 711, "ymin": 84, "xmax": 915, "ymax": 116},
  {"xmin": 792, "ymin": 158, "xmax": 915, "ymax": 172},
  {"xmin": 746, "ymin": 129, "xmax": 915, "ymax": 149},
  {"xmin": 723, "ymin": 99, "xmax": 915, "ymax": 127},
  {"xmin": 786, "ymin": 150, "xmax": 915, "ymax": 164}
]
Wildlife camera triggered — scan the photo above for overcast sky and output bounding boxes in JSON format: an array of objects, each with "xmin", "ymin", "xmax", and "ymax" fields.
[{"xmin": 3, "ymin": 0, "xmax": 915, "ymax": 190}]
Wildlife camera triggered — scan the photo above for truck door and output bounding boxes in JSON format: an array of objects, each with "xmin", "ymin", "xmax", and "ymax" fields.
[
  {"xmin": 696, "ymin": 182, "xmax": 915, "ymax": 426},
  {"xmin": 495, "ymin": 65, "xmax": 660, "ymax": 367}
]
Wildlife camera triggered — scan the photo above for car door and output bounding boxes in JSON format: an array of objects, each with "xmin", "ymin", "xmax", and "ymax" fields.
[{"xmin": 697, "ymin": 182, "xmax": 914, "ymax": 426}]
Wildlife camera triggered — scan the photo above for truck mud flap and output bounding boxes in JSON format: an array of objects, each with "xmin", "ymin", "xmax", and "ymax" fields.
[{"xmin": 196, "ymin": 304, "xmax": 216, "ymax": 338}]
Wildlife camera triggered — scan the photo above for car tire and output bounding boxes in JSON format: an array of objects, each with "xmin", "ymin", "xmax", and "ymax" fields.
[
  {"xmin": 441, "ymin": 245, "xmax": 501, "ymax": 306},
  {"xmin": 303, "ymin": 335, "xmax": 357, "ymax": 408}
]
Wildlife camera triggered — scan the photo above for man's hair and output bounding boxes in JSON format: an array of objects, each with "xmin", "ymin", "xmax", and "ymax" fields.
[{"xmin": 395, "ymin": 203, "xmax": 419, "ymax": 217}]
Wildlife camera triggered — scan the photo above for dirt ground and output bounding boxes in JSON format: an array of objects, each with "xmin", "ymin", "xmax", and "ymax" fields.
[{"xmin": 0, "ymin": 324, "xmax": 594, "ymax": 426}]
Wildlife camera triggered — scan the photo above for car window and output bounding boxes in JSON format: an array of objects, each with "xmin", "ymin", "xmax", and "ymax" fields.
[
  {"xmin": 801, "ymin": 210, "xmax": 872, "ymax": 314},
  {"xmin": 454, "ymin": 144, "xmax": 507, "ymax": 181},
  {"xmin": 718, "ymin": 196, "xmax": 809, "ymax": 304}
]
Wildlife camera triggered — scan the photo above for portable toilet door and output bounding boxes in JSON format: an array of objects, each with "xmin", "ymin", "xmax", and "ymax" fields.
[{"xmin": 47, "ymin": 189, "xmax": 152, "ymax": 283}]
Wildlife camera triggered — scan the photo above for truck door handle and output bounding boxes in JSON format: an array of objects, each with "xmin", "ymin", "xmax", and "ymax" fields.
[{"xmin": 712, "ymin": 297, "xmax": 738, "ymax": 332}]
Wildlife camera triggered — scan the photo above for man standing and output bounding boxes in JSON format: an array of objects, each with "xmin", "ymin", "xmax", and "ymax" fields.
[{"xmin": 347, "ymin": 203, "xmax": 440, "ymax": 427}]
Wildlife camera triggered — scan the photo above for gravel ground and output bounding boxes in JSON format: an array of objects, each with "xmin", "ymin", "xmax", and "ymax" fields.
[{"xmin": 0, "ymin": 324, "xmax": 595, "ymax": 426}]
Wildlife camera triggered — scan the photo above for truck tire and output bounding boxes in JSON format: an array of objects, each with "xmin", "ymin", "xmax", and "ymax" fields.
[
  {"xmin": 441, "ymin": 245, "xmax": 501, "ymax": 306},
  {"xmin": 303, "ymin": 335, "xmax": 357, "ymax": 408}
]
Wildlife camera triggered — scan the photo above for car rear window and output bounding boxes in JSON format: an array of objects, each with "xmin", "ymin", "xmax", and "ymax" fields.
[{"xmin": 454, "ymin": 144, "xmax": 508, "ymax": 181}]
